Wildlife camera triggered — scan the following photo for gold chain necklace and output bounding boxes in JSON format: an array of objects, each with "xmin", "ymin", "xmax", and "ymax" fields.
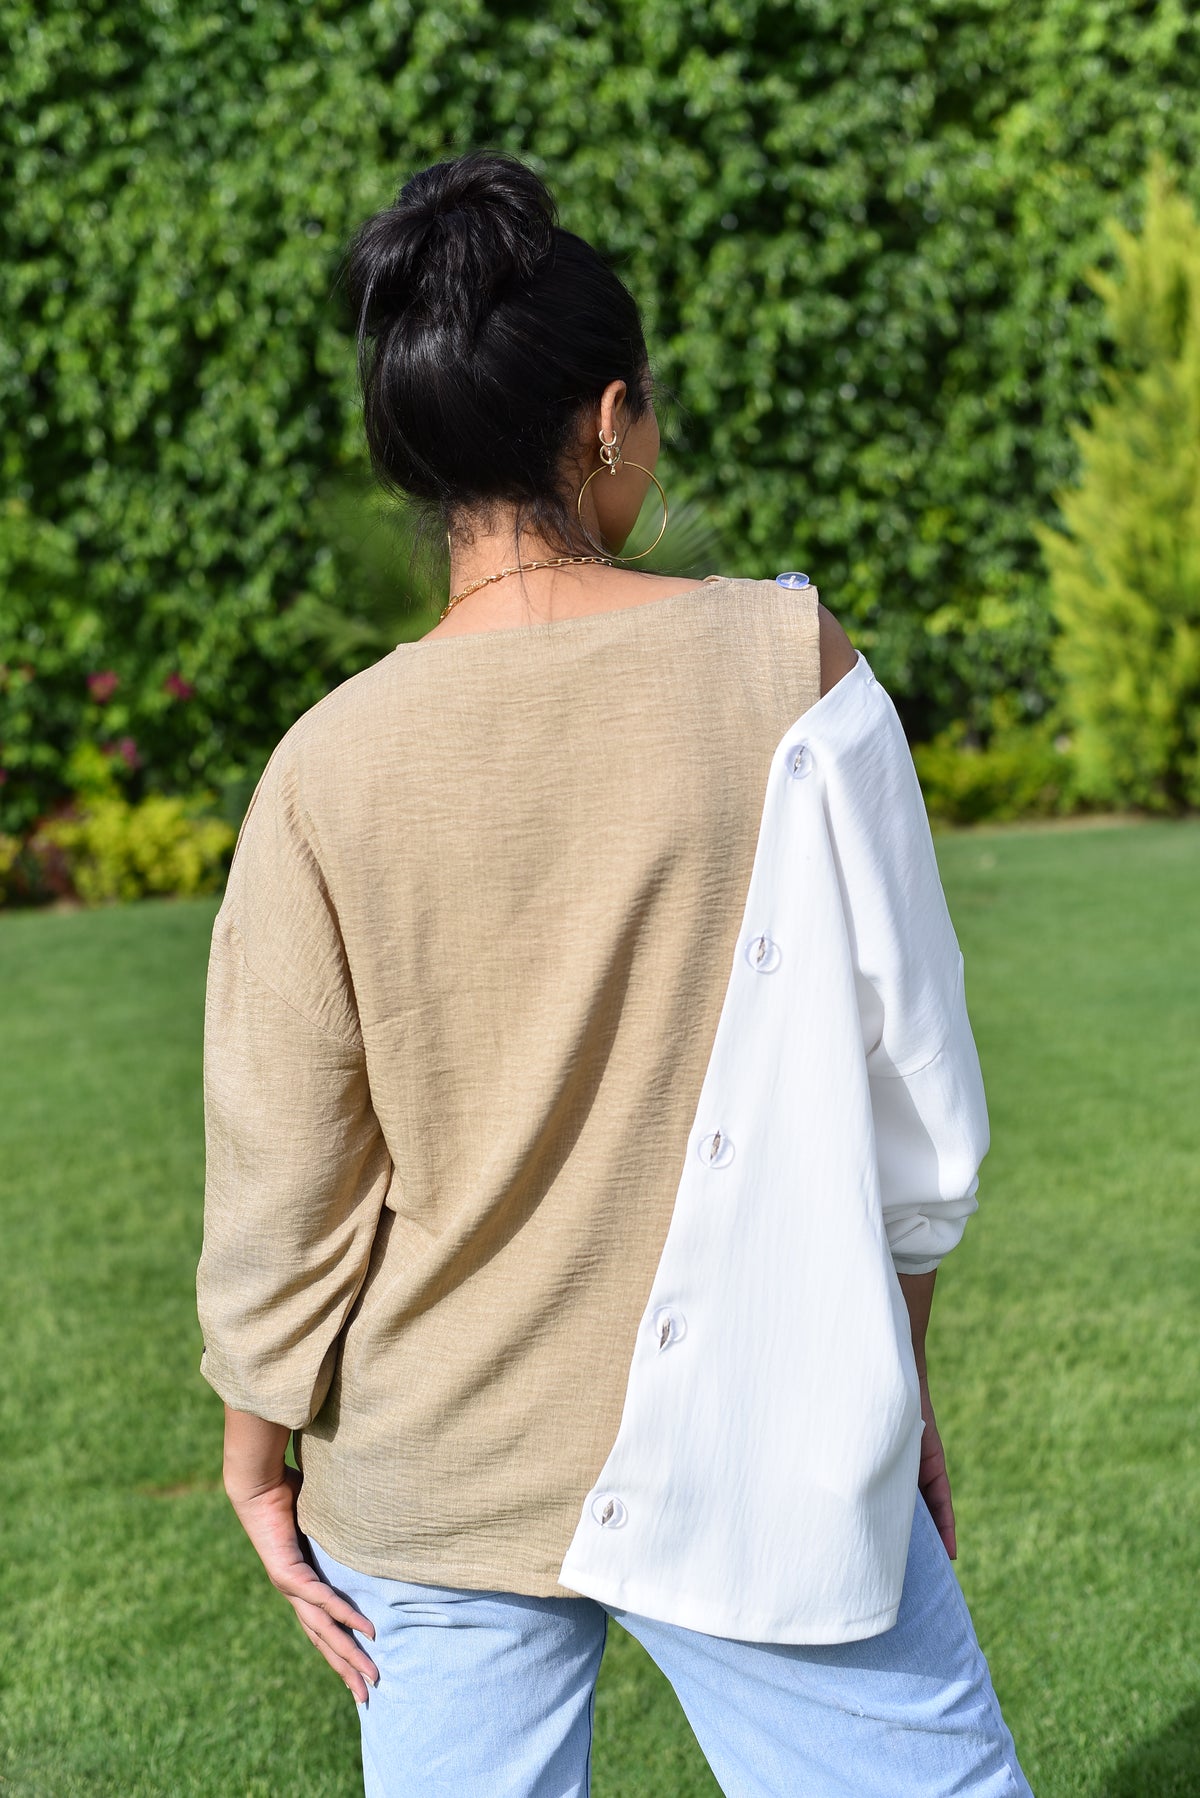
[{"xmin": 440, "ymin": 554, "xmax": 615, "ymax": 622}]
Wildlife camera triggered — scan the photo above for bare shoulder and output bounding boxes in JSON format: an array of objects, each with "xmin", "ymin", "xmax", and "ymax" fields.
[{"xmin": 818, "ymin": 602, "xmax": 858, "ymax": 698}]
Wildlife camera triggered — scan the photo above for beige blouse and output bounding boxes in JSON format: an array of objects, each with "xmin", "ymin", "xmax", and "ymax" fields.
[{"xmin": 198, "ymin": 576, "xmax": 828, "ymax": 1595}]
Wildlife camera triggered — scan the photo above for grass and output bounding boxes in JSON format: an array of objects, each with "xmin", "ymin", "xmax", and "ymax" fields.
[{"xmin": 0, "ymin": 817, "xmax": 1197, "ymax": 1796}]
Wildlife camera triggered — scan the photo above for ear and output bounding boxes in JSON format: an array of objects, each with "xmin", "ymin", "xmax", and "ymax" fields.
[{"xmin": 598, "ymin": 377, "xmax": 629, "ymax": 440}]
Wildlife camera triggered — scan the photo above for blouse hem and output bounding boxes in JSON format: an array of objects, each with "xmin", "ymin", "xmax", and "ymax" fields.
[
  {"xmin": 554, "ymin": 1557, "xmax": 902, "ymax": 1646},
  {"xmin": 295, "ymin": 1496, "xmax": 591, "ymax": 1600}
]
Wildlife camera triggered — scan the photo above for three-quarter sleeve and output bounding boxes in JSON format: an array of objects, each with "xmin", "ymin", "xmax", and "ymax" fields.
[
  {"xmin": 865, "ymin": 948, "xmax": 988, "ymax": 1273},
  {"xmin": 196, "ymin": 742, "xmax": 392, "ymax": 1429},
  {"xmin": 821, "ymin": 665, "xmax": 990, "ymax": 1275}
]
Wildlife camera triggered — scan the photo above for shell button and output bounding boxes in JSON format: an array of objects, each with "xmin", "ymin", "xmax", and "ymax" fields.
[
  {"xmin": 697, "ymin": 1129, "xmax": 735, "ymax": 1168},
  {"xmin": 591, "ymin": 1493, "xmax": 628, "ymax": 1528},
  {"xmin": 745, "ymin": 932, "xmax": 781, "ymax": 973},
  {"xmin": 786, "ymin": 741, "xmax": 814, "ymax": 779},
  {"xmin": 652, "ymin": 1307, "xmax": 687, "ymax": 1351}
]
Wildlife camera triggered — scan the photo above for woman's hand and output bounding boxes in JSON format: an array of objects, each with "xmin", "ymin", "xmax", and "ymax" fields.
[
  {"xmin": 223, "ymin": 1407, "xmax": 379, "ymax": 1702},
  {"xmin": 897, "ymin": 1269, "xmax": 957, "ymax": 1560},
  {"xmin": 916, "ymin": 1379, "xmax": 957, "ymax": 1560}
]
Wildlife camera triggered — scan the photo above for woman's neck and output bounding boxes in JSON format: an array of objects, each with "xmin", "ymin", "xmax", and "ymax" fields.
[
  {"xmin": 447, "ymin": 523, "xmax": 601, "ymax": 603},
  {"xmin": 432, "ymin": 531, "xmax": 703, "ymax": 641}
]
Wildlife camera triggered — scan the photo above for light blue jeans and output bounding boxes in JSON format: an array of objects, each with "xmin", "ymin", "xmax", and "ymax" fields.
[{"xmin": 307, "ymin": 1492, "xmax": 1034, "ymax": 1797}]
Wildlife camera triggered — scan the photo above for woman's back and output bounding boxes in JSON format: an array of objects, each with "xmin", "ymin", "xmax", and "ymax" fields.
[{"xmin": 200, "ymin": 575, "xmax": 823, "ymax": 1593}]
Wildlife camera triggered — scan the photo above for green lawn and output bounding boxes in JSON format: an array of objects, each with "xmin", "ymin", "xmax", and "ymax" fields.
[{"xmin": 1, "ymin": 818, "xmax": 1197, "ymax": 1797}]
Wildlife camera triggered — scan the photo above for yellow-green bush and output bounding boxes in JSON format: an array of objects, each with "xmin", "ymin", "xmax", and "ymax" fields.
[
  {"xmin": 1038, "ymin": 161, "xmax": 1200, "ymax": 813},
  {"xmin": 0, "ymin": 831, "xmax": 21, "ymax": 903},
  {"xmin": 40, "ymin": 796, "xmax": 234, "ymax": 906},
  {"xmin": 913, "ymin": 707, "xmax": 1080, "ymax": 829}
]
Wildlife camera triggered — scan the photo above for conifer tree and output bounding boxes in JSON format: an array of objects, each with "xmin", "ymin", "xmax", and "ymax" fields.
[{"xmin": 1038, "ymin": 159, "xmax": 1200, "ymax": 812}]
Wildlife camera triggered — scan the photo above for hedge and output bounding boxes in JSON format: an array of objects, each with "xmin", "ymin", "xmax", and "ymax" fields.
[{"xmin": 3, "ymin": 0, "xmax": 1198, "ymax": 835}]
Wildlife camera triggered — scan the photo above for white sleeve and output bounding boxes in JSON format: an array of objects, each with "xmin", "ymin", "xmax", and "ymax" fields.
[
  {"xmin": 865, "ymin": 950, "xmax": 989, "ymax": 1273},
  {"xmin": 819, "ymin": 664, "xmax": 990, "ymax": 1274}
]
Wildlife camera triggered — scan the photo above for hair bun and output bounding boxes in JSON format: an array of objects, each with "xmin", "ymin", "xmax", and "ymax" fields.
[{"xmin": 347, "ymin": 151, "xmax": 558, "ymax": 339}]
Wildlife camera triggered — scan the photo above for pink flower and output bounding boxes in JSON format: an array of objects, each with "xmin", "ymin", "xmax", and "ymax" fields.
[
  {"xmin": 114, "ymin": 736, "xmax": 141, "ymax": 771},
  {"xmin": 163, "ymin": 672, "xmax": 196, "ymax": 701},
  {"xmin": 87, "ymin": 670, "xmax": 120, "ymax": 703}
]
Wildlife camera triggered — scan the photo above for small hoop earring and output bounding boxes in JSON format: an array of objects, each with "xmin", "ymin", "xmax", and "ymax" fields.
[{"xmin": 577, "ymin": 459, "xmax": 669, "ymax": 562}]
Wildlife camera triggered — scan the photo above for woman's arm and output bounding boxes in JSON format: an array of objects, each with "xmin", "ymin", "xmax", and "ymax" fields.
[
  {"xmin": 897, "ymin": 1271, "xmax": 957, "ymax": 1560},
  {"xmin": 222, "ymin": 1406, "xmax": 379, "ymax": 1701},
  {"xmin": 198, "ymin": 752, "xmax": 393, "ymax": 1699}
]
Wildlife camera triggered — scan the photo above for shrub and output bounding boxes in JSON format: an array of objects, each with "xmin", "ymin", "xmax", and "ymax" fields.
[
  {"xmin": 0, "ymin": 831, "xmax": 21, "ymax": 903},
  {"xmin": 1037, "ymin": 160, "xmax": 1200, "ymax": 814},
  {"xmin": 913, "ymin": 697, "xmax": 1080, "ymax": 828},
  {"xmin": 37, "ymin": 795, "xmax": 235, "ymax": 906}
]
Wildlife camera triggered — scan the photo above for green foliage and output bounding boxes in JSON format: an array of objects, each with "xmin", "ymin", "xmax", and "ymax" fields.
[
  {"xmin": 1038, "ymin": 161, "xmax": 1200, "ymax": 813},
  {"xmin": 0, "ymin": 498, "xmax": 88, "ymax": 834},
  {"xmin": 912, "ymin": 697, "xmax": 1079, "ymax": 827},
  {"xmin": 3, "ymin": 0, "xmax": 1199, "ymax": 821},
  {"xmin": 290, "ymin": 479, "xmax": 447, "ymax": 668},
  {"xmin": 37, "ymin": 790, "xmax": 234, "ymax": 905},
  {"xmin": 0, "ymin": 494, "xmax": 258, "ymax": 838}
]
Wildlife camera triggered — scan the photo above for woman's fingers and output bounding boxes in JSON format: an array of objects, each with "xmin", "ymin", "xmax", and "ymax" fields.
[
  {"xmin": 291, "ymin": 1589, "xmax": 376, "ymax": 1682},
  {"xmin": 922, "ymin": 1466, "xmax": 958, "ymax": 1560},
  {"xmin": 279, "ymin": 1561, "xmax": 376, "ymax": 1638},
  {"xmin": 296, "ymin": 1612, "xmax": 376, "ymax": 1703},
  {"xmin": 915, "ymin": 1385, "xmax": 958, "ymax": 1560},
  {"xmin": 292, "ymin": 1591, "xmax": 380, "ymax": 1689},
  {"xmin": 917, "ymin": 1427, "xmax": 958, "ymax": 1559}
]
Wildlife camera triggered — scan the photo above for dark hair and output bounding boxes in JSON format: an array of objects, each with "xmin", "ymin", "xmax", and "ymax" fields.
[{"xmin": 341, "ymin": 151, "xmax": 653, "ymax": 556}]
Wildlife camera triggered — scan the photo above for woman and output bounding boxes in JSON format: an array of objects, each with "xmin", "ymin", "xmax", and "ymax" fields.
[{"xmin": 197, "ymin": 151, "xmax": 1034, "ymax": 1796}]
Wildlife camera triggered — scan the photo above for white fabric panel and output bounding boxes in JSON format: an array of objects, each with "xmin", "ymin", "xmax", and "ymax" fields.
[
  {"xmin": 557, "ymin": 651, "xmax": 990, "ymax": 1643},
  {"xmin": 815, "ymin": 656, "xmax": 990, "ymax": 1276}
]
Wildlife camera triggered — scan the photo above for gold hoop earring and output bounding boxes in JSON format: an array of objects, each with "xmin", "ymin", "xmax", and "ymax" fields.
[{"xmin": 577, "ymin": 460, "xmax": 669, "ymax": 561}]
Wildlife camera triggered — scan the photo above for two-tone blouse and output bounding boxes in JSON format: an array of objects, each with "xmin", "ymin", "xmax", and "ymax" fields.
[{"xmin": 197, "ymin": 575, "xmax": 989, "ymax": 1644}]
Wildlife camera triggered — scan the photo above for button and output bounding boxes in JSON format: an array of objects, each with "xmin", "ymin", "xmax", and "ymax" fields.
[
  {"xmin": 775, "ymin": 571, "xmax": 810, "ymax": 589},
  {"xmin": 591, "ymin": 1492, "xmax": 627, "ymax": 1528},
  {"xmin": 652, "ymin": 1306, "xmax": 686, "ymax": 1350},
  {"xmin": 786, "ymin": 740, "xmax": 813, "ymax": 779},
  {"xmin": 745, "ymin": 932, "xmax": 781, "ymax": 973},
  {"xmin": 697, "ymin": 1129, "xmax": 735, "ymax": 1168}
]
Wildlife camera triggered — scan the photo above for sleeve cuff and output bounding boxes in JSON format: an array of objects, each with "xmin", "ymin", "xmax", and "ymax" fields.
[
  {"xmin": 891, "ymin": 1251, "xmax": 945, "ymax": 1277},
  {"xmin": 198, "ymin": 1345, "xmax": 326, "ymax": 1434},
  {"xmin": 884, "ymin": 1192, "xmax": 979, "ymax": 1276}
]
